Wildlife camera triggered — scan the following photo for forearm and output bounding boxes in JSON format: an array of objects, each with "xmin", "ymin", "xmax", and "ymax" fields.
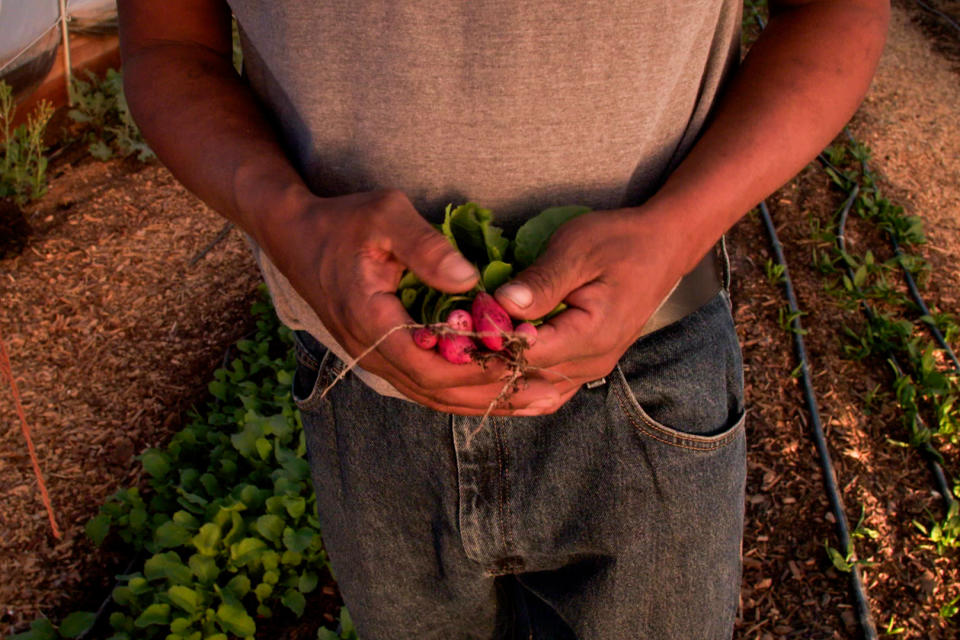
[
  {"xmin": 121, "ymin": 35, "xmax": 312, "ymax": 264},
  {"xmin": 642, "ymin": 0, "xmax": 889, "ymax": 275}
]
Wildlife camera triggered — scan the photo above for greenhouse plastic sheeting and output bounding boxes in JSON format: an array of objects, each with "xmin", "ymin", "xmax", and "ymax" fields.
[
  {"xmin": 69, "ymin": 0, "xmax": 118, "ymax": 35},
  {"xmin": 0, "ymin": 0, "xmax": 60, "ymax": 99},
  {"xmin": 0, "ymin": 0, "xmax": 117, "ymax": 100}
]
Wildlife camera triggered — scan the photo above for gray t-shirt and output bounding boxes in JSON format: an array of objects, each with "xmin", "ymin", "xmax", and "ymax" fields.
[{"xmin": 228, "ymin": 0, "xmax": 741, "ymax": 398}]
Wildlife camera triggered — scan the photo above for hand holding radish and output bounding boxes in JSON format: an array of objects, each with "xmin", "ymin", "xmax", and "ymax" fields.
[
  {"xmin": 260, "ymin": 189, "xmax": 561, "ymax": 415},
  {"xmin": 393, "ymin": 201, "xmax": 692, "ymax": 417},
  {"xmin": 492, "ymin": 204, "xmax": 693, "ymax": 413}
]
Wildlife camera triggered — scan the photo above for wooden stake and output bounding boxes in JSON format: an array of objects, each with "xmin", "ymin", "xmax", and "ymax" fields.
[{"xmin": 57, "ymin": 0, "xmax": 73, "ymax": 107}]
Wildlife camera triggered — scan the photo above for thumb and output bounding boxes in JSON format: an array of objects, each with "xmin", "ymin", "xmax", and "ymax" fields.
[
  {"xmin": 495, "ymin": 251, "xmax": 583, "ymax": 321},
  {"xmin": 390, "ymin": 216, "xmax": 479, "ymax": 293}
]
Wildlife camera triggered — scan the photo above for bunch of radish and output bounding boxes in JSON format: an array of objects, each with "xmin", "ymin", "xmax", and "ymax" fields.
[
  {"xmin": 412, "ymin": 293, "xmax": 539, "ymax": 364},
  {"xmin": 398, "ymin": 202, "xmax": 588, "ymax": 365}
]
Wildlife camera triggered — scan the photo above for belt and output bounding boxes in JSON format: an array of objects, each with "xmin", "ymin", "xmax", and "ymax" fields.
[{"xmin": 639, "ymin": 242, "xmax": 724, "ymax": 336}]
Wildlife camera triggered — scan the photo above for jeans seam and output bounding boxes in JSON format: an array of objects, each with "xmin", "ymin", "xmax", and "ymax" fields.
[
  {"xmin": 494, "ymin": 417, "xmax": 515, "ymax": 558},
  {"xmin": 719, "ymin": 234, "xmax": 732, "ymax": 294},
  {"xmin": 612, "ymin": 365, "xmax": 744, "ymax": 451},
  {"xmin": 295, "ymin": 349, "xmax": 338, "ymax": 413},
  {"xmin": 293, "ymin": 334, "xmax": 321, "ymax": 371}
]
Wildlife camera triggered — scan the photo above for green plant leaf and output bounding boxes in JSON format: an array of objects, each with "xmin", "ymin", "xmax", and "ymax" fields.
[
  {"xmin": 254, "ymin": 582, "xmax": 273, "ymax": 602},
  {"xmin": 144, "ymin": 551, "xmax": 192, "ymax": 584},
  {"xmin": 513, "ymin": 205, "xmax": 590, "ymax": 269},
  {"xmin": 446, "ymin": 202, "xmax": 509, "ymax": 265},
  {"xmin": 134, "ymin": 603, "xmax": 171, "ymax": 628},
  {"xmin": 58, "ymin": 611, "xmax": 97, "ymax": 639},
  {"xmin": 255, "ymin": 514, "xmax": 286, "ymax": 542},
  {"xmin": 283, "ymin": 527, "xmax": 317, "ymax": 553},
  {"xmin": 88, "ymin": 140, "xmax": 113, "ymax": 160},
  {"xmin": 128, "ymin": 507, "xmax": 148, "ymax": 530},
  {"xmin": 9, "ymin": 617, "xmax": 57, "ymax": 640},
  {"xmin": 398, "ymin": 271, "xmax": 421, "ymax": 289},
  {"xmin": 281, "ymin": 589, "xmax": 306, "ymax": 617},
  {"xmin": 230, "ymin": 536, "xmax": 268, "ymax": 566},
  {"xmin": 440, "ymin": 203, "xmax": 458, "ymax": 251},
  {"xmin": 168, "ymin": 585, "xmax": 201, "ymax": 615},
  {"xmin": 215, "ymin": 602, "xmax": 255, "ymax": 638},
  {"xmin": 282, "ymin": 495, "xmax": 306, "ymax": 519},
  {"xmin": 188, "ymin": 553, "xmax": 220, "ymax": 584},
  {"xmin": 127, "ymin": 576, "xmax": 150, "ymax": 595},
  {"xmin": 192, "ymin": 523, "xmax": 222, "ymax": 556},
  {"xmin": 339, "ymin": 607, "xmax": 356, "ymax": 637},
  {"xmin": 155, "ymin": 520, "xmax": 192, "ymax": 549},
  {"xmin": 170, "ymin": 617, "xmax": 193, "ymax": 633},
  {"xmin": 400, "ymin": 287, "xmax": 419, "ymax": 309},
  {"xmin": 226, "ymin": 574, "xmax": 252, "ymax": 599},
  {"xmin": 825, "ymin": 542, "xmax": 852, "ymax": 573},
  {"xmin": 85, "ymin": 514, "xmax": 111, "ymax": 546},
  {"xmin": 481, "ymin": 261, "xmax": 513, "ymax": 291},
  {"xmin": 140, "ymin": 449, "xmax": 171, "ymax": 479},
  {"xmin": 298, "ymin": 571, "xmax": 319, "ymax": 594}
]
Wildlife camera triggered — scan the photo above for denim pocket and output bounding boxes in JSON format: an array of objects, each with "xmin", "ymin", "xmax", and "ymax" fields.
[
  {"xmin": 292, "ymin": 331, "xmax": 343, "ymax": 413},
  {"xmin": 610, "ymin": 291, "xmax": 745, "ymax": 451}
]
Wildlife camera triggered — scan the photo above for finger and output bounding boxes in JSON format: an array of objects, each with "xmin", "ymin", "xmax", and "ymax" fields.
[
  {"xmin": 386, "ymin": 205, "xmax": 479, "ymax": 294},
  {"xmin": 523, "ymin": 281, "xmax": 622, "ymax": 369},
  {"xmin": 389, "ymin": 372, "xmax": 565, "ymax": 416},
  {"xmin": 525, "ymin": 357, "xmax": 617, "ymax": 394},
  {"xmin": 494, "ymin": 239, "xmax": 592, "ymax": 321},
  {"xmin": 326, "ymin": 293, "xmax": 568, "ymax": 413},
  {"xmin": 345, "ymin": 290, "xmax": 517, "ymax": 390}
]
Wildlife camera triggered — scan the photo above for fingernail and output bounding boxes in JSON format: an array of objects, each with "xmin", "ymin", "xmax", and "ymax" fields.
[
  {"xmin": 440, "ymin": 253, "xmax": 478, "ymax": 283},
  {"xmin": 498, "ymin": 283, "xmax": 533, "ymax": 308}
]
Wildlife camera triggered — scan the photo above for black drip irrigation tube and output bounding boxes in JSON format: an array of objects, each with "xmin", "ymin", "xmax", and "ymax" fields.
[
  {"xmin": 833, "ymin": 183, "xmax": 956, "ymax": 509},
  {"xmin": 889, "ymin": 232, "xmax": 960, "ymax": 374},
  {"xmin": 759, "ymin": 201, "xmax": 878, "ymax": 640},
  {"xmin": 836, "ymin": 127, "xmax": 960, "ymax": 375},
  {"xmin": 757, "ymin": 0, "xmax": 956, "ymax": 509},
  {"xmin": 914, "ymin": 0, "xmax": 960, "ymax": 36}
]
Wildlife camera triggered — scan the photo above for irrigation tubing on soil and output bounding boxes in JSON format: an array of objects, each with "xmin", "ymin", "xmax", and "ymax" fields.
[
  {"xmin": 759, "ymin": 201, "xmax": 878, "ymax": 640},
  {"xmin": 833, "ymin": 184, "xmax": 955, "ymax": 510},
  {"xmin": 837, "ymin": 128, "xmax": 960, "ymax": 374},
  {"xmin": 914, "ymin": 0, "xmax": 960, "ymax": 36},
  {"xmin": 889, "ymin": 232, "xmax": 960, "ymax": 373},
  {"xmin": 814, "ymin": 128, "xmax": 956, "ymax": 508}
]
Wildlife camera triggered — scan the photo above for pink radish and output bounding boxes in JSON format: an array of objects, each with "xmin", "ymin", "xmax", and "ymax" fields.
[
  {"xmin": 412, "ymin": 327, "xmax": 437, "ymax": 349},
  {"xmin": 446, "ymin": 309, "xmax": 473, "ymax": 333},
  {"xmin": 438, "ymin": 334, "xmax": 476, "ymax": 364},
  {"xmin": 471, "ymin": 292, "xmax": 513, "ymax": 351},
  {"xmin": 514, "ymin": 322, "xmax": 537, "ymax": 348}
]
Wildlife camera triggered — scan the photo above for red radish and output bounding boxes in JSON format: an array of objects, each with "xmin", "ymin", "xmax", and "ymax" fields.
[
  {"xmin": 471, "ymin": 292, "xmax": 513, "ymax": 351},
  {"xmin": 438, "ymin": 334, "xmax": 476, "ymax": 364},
  {"xmin": 446, "ymin": 309, "xmax": 473, "ymax": 333},
  {"xmin": 514, "ymin": 322, "xmax": 537, "ymax": 348},
  {"xmin": 412, "ymin": 327, "xmax": 437, "ymax": 349}
]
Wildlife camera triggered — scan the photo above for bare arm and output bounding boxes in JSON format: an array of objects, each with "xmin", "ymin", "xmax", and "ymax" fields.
[
  {"xmin": 652, "ymin": 0, "xmax": 891, "ymax": 275},
  {"xmin": 118, "ymin": 1, "xmax": 301, "ymax": 250},
  {"xmin": 117, "ymin": 0, "xmax": 562, "ymax": 414},
  {"xmin": 496, "ymin": 0, "xmax": 891, "ymax": 408}
]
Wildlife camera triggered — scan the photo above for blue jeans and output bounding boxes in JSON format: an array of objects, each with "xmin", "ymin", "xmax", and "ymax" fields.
[{"xmin": 293, "ymin": 290, "xmax": 746, "ymax": 639}]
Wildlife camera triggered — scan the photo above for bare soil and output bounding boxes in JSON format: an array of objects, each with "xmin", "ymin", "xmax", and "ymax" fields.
[{"xmin": 1, "ymin": 2, "xmax": 959, "ymax": 638}]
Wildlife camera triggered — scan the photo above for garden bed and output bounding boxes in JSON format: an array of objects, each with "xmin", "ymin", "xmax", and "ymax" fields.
[{"xmin": 2, "ymin": 1, "xmax": 960, "ymax": 638}]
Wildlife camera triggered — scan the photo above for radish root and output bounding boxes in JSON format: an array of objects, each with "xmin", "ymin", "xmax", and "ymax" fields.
[{"xmin": 318, "ymin": 321, "xmax": 563, "ymax": 447}]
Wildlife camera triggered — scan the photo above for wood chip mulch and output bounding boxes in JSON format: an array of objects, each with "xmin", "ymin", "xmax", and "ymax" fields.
[
  {"xmin": 0, "ymin": 155, "xmax": 261, "ymax": 633},
  {"xmin": 2, "ymin": 2, "xmax": 959, "ymax": 638}
]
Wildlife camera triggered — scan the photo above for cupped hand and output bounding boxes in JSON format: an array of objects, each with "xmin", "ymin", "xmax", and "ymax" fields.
[
  {"xmin": 493, "ymin": 206, "xmax": 692, "ymax": 412},
  {"xmin": 263, "ymin": 188, "xmax": 562, "ymax": 415}
]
